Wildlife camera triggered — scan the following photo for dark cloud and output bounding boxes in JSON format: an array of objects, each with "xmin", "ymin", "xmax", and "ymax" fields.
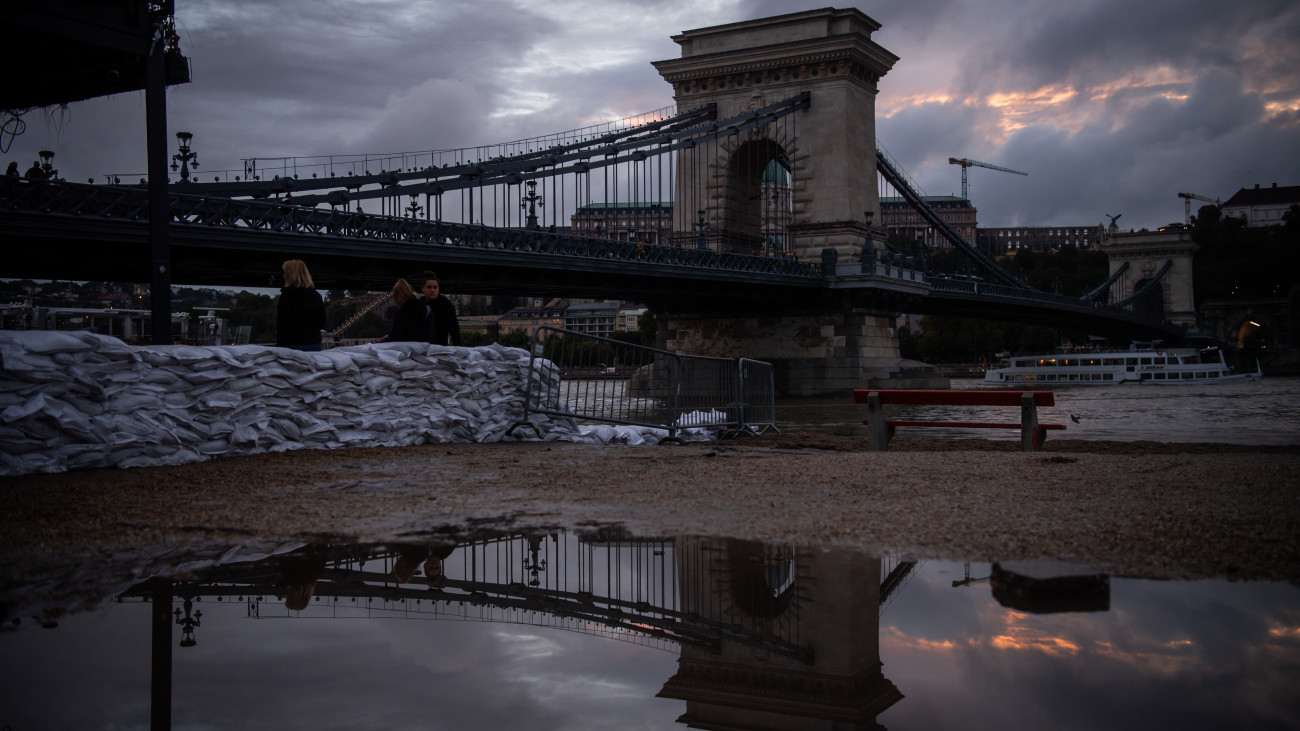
[{"xmin": 3, "ymin": 0, "xmax": 1294, "ymax": 231}]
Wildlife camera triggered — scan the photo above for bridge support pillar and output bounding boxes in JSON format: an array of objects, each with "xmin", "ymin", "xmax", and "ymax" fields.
[
  {"xmin": 657, "ymin": 309, "xmax": 946, "ymax": 397},
  {"xmin": 654, "ymin": 7, "xmax": 898, "ymax": 266}
]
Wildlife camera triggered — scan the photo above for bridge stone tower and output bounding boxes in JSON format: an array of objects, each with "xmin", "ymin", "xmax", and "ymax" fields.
[
  {"xmin": 651, "ymin": 8, "xmax": 940, "ymax": 396},
  {"xmin": 1099, "ymin": 228, "xmax": 1199, "ymax": 327},
  {"xmin": 653, "ymin": 7, "xmax": 897, "ymax": 263},
  {"xmin": 658, "ymin": 538, "xmax": 902, "ymax": 728}
]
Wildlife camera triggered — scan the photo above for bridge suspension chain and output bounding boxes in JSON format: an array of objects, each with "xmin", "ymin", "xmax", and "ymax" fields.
[
  {"xmin": 874, "ymin": 144, "xmax": 1027, "ymax": 289},
  {"xmin": 1111, "ymin": 259, "xmax": 1173, "ymax": 308}
]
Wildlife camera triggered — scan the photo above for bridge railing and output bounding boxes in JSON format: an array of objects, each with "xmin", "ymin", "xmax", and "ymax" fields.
[
  {"xmin": 509, "ymin": 327, "xmax": 775, "ymax": 440},
  {"xmin": 925, "ymin": 275, "xmax": 1165, "ymax": 323},
  {"xmin": 0, "ymin": 177, "xmax": 823, "ymax": 280}
]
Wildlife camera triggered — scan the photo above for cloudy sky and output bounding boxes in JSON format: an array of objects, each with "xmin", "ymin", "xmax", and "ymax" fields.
[{"xmin": 6, "ymin": 0, "xmax": 1298, "ymax": 231}]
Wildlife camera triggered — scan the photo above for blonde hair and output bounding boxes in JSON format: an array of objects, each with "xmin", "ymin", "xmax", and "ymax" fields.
[
  {"xmin": 282, "ymin": 259, "xmax": 315, "ymax": 288},
  {"xmin": 391, "ymin": 278, "xmax": 416, "ymax": 305}
]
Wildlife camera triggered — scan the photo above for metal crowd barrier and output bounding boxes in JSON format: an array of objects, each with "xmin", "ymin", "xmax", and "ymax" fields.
[{"xmin": 508, "ymin": 327, "xmax": 778, "ymax": 441}]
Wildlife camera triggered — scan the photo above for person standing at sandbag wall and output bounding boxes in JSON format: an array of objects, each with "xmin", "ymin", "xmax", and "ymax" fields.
[
  {"xmin": 375, "ymin": 278, "xmax": 425, "ymax": 343},
  {"xmin": 417, "ymin": 271, "xmax": 461, "ymax": 346},
  {"xmin": 276, "ymin": 259, "xmax": 327, "ymax": 351}
]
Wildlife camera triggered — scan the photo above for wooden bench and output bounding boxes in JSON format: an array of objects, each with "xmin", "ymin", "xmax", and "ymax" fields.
[{"xmin": 852, "ymin": 389, "xmax": 1066, "ymax": 451}]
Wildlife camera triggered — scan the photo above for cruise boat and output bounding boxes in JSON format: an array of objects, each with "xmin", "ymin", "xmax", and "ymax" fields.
[{"xmin": 985, "ymin": 343, "xmax": 1262, "ymax": 385}]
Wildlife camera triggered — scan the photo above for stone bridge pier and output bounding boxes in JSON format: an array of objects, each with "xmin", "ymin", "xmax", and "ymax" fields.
[{"xmin": 652, "ymin": 8, "xmax": 942, "ymax": 395}]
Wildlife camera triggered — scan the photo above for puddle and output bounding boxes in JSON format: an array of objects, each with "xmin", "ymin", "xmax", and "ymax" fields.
[{"xmin": 2, "ymin": 531, "xmax": 1297, "ymax": 729}]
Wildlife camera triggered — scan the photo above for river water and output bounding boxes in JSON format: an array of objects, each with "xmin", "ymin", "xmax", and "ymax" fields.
[
  {"xmin": 776, "ymin": 376, "xmax": 1300, "ymax": 445},
  {"xmin": 2, "ymin": 535, "xmax": 1296, "ymax": 729}
]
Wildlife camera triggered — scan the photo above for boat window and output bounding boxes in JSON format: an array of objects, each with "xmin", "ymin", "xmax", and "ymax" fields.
[
  {"xmin": 1141, "ymin": 373, "xmax": 1151, "ymax": 380},
  {"xmin": 1103, "ymin": 358, "xmax": 1122, "ymax": 366},
  {"xmin": 1126, "ymin": 358, "xmax": 1138, "ymax": 365},
  {"xmin": 1084, "ymin": 358, "xmax": 1100, "ymax": 366},
  {"xmin": 1182, "ymin": 372, "xmax": 1193, "ymax": 379},
  {"xmin": 1140, "ymin": 358, "xmax": 1152, "ymax": 365},
  {"xmin": 1061, "ymin": 359, "xmax": 1073, "ymax": 367},
  {"xmin": 1196, "ymin": 372, "xmax": 1206, "ymax": 378},
  {"xmin": 1103, "ymin": 373, "xmax": 1113, "ymax": 380},
  {"xmin": 1154, "ymin": 373, "xmax": 1165, "ymax": 380},
  {"xmin": 1091, "ymin": 374, "xmax": 1102, "ymax": 380},
  {"xmin": 1209, "ymin": 372, "xmax": 1219, "ymax": 378},
  {"xmin": 1152, "ymin": 357, "xmax": 1165, "ymax": 365},
  {"xmin": 1126, "ymin": 366, "xmax": 1135, "ymax": 372}
]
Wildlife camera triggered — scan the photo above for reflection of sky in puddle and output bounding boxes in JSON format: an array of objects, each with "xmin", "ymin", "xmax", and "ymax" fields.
[{"xmin": 2, "ymin": 536, "xmax": 1297, "ymax": 729}]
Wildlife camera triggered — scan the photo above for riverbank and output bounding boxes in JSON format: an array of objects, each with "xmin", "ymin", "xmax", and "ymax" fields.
[{"xmin": 2, "ymin": 435, "xmax": 1297, "ymax": 589}]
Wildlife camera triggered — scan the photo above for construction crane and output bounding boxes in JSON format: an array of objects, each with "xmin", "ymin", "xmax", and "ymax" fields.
[
  {"xmin": 1177, "ymin": 192, "xmax": 1220, "ymax": 225},
  {"xmin": 948, "ymin": 157, "xmax": 1028, "ymax": 200}
]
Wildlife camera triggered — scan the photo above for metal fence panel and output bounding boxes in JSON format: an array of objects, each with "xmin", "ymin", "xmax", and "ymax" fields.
[
  {"xmin": 510, "ymin": 327, "xmax": 774, "ymax": 440},
  {"xmin": 738, "ymin": 358, "xmax": 778, "ymax": 435}
]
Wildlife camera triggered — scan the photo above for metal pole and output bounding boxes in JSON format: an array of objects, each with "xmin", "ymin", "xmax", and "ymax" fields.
[{"xmin": 146, "ymin": 20, "xmax": 172, "ymax": 345}]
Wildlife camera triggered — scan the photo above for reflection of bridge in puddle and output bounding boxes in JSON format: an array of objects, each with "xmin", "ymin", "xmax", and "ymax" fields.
[{"xmin": 122, "ymin": 532, "xmax": 919, "ymax": 728}]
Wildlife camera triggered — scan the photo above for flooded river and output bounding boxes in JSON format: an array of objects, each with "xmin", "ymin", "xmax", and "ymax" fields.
[
  {"xmin": 2, "ymin": 533, "xmax": 1296, "ymax": 729},
  {"xmin": 777, "ymin": 376, "xmax": 1300, "ymax": 445}
]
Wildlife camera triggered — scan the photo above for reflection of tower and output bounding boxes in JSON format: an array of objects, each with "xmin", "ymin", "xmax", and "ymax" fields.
[{"xmin": 659, "ymin": 538, "xmax": 901, "ymax": 729}]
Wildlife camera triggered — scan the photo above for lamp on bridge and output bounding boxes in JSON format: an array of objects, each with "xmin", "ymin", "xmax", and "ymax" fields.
[
  {"xmin": 37, "ymin": 150, "xmax": 58, "ymax": 180},
  {"xmin": 173, "ymin": 597, "xmax": 202, "ymax": 647},
  {"xmin": 860, "ymin": 210, "xmax": 878, "ymax": 273},
  {"xmin": 520, "ymin": 180, "xmax": 544, "ymax": 230},
  {"xmin": 405, "ymin": 197, "xmax": 423, "ymax": 218},
  {"xmin": 171, "ymin": 131, "xmax": 198, "ymax": 182},
  {"xmin": 694, "ymin": 209, "xmax": 710, "ymax": 251}
]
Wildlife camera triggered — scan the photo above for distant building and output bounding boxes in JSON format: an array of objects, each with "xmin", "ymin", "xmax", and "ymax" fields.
[
  {"xmin": 458, "ymin": 315, "xmax": 500, "ymax": 338},
  {"xmin": 977, "ymin": 225, "xmax": 1103, "ymax": 255},
  {"xmin": 616, "ymin": 304, "xmax": 647, "ymax": 332},
  {"xmin": 564, "ymin": 301, "xmax": 621, "ymax": 336},
  {"xmin": 498, "ymin": 303, "xmax": 566, "ymax": 338},
  {"xmin": 1221, "ymin": 183, "xmax": 1300, "ymax": 228},
  {"xmin": 571, "ymin": 203, "xmax": 672, "ymax": 244},
  {"xmin": 881, "ymin": 196, "xmax": 978, "ymax": 248}
]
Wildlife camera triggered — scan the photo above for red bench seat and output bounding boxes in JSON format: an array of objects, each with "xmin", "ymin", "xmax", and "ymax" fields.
[{"xmin": 853, "ymin": 389, "xmax": 1065, "ymax": 451}]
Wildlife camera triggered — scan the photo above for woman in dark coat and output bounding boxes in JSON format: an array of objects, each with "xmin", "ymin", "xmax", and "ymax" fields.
[
  {"xmin": 276, "ymin": 259, "xmax": 327, "ymax": 351},
  {"xmin": 377, "ymin": 278, "xmax": 426, "ymax": 343}
]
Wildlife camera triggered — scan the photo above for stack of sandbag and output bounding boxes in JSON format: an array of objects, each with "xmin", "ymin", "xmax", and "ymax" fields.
[{"xmin": 0, "ymin": 330, "xmax": 577, "ymax": 476}]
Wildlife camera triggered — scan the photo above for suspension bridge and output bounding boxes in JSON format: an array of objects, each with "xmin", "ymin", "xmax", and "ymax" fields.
[
  {"xmin": 118, "ymin": 532, "xmax": 913, "ymax": 725},
  {"xmin": 0, "ymin": 7, "xmax": 1189, "ymax": 393}
]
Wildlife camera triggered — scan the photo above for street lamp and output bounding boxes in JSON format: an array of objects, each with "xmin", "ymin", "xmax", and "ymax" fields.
[
  {"xmin": 520, "ymin": 179, "xmax": 544, "ymax": 230},
  {"xmin": 38, "ymin": 150, "xmax": 58, "ymax": 180},
  {"xmin": 171, "ymin": 131, "xmax": 198, "ymax": 181},
  {"xmin": 693, "ymin": 209, "xmax": 710, "ymax": 251}
]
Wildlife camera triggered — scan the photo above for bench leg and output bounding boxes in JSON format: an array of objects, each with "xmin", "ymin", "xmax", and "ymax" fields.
[
  {"xmin": 866, "ymin": 392, "xmax": 892, "ymax": 451},
  {"xmin": 1020, "ymin": 393, "xmax": 1040, "ymax": 451}
]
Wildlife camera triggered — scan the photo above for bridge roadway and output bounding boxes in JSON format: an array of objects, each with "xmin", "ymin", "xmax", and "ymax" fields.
[{"xmin": 0, "ymin": 178, "xmax": 1180, "ymax": 337}]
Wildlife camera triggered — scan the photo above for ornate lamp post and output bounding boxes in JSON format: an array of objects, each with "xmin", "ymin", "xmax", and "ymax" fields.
[
  {"xmin": 173, "ymin": 597, "xmax": 202, "ymax": 647},
  {"xmin": 405, "ymin": 197, "xmax": 423, "ymax": 218},
  {"xmin": 171, "ymin": 131, "xmax": 198, "ymax": 181},
  {"xmin": 38, "ymin": 150, "xmax": 58, "ymax": 180},
  {"xmin": 520, "ymin": 180, "xmax": 544, "ymax": 230},
  {"xmin": 693, "ymin": 209, "xmax": 710, "ymax": 251},
  {"xmin": 861, "ymin": 210, "xmax": 877, "ymax": 273}
]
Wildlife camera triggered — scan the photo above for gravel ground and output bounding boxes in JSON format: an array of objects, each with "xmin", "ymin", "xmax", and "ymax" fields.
[{"xmin": 1, "ymin": 434, "xmax": 1298, "ymax": 588}]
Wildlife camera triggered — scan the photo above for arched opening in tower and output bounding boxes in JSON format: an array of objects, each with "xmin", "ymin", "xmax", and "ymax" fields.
[
  {"xmin": 722, "ymin": 139, "xmax": 792, "ymax": 256},
  {"xmin": 1235, "ymin": 320, "xmax": 1273, "ymax": 350},
  {"xmin": 1131, "ymin": 278, "xmax": 1164, "ymax": 320}
]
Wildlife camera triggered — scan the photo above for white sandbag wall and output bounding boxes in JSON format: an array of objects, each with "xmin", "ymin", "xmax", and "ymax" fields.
[{"xmin": 0, "ymin": 331, "xmax": 577, "ymax": 476}]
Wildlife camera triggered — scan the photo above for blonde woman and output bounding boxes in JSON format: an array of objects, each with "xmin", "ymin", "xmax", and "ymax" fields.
[
  {"xmin": 275, "ymin": 259, "xmax": 327, "ymax": 351},
  {"xmin": 375, "ymin": 278, "xmax": 426, "ymax": 343}
]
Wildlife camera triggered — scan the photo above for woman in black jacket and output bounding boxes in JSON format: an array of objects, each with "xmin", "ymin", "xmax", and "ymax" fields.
[
  {"xmin": 378, "ymin": 278, "xmax": 426, "ymax": 343},
  {"xmin": 276, "ymin": 259, "xmax": 327, "ymax": 351}
]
